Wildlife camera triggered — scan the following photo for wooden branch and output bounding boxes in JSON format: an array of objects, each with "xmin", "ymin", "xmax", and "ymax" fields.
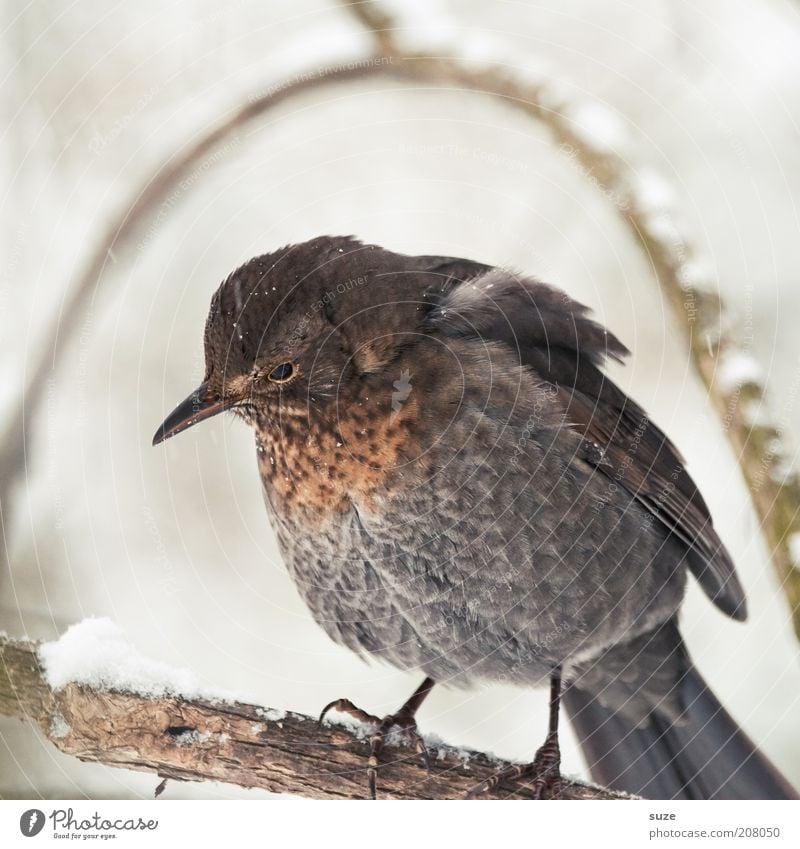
[{"xmin": 0, "ymin": 634, "xmax": 628, "ymax": 800}]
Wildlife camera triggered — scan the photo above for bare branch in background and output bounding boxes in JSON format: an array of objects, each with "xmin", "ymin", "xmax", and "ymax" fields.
[
  {"xmin": 0, "ymin": 635, "xmax": 628, "ymax": 800},
  {"xmin": 2, "ymin": 0, "xmax": 797, "ymax": 639},
  {"xmin": 0, "ymin": 61, "xmax": 386, "ymax": 556}
]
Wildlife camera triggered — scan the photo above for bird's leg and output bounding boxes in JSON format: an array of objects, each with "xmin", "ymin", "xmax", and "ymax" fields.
[
  {"xmin": 467, "ymin": 667, "xmax": 564, "ymax": 799},
  {"xmin": 318, "ymin": 676, "xmax": 435, "ymax": 799}
]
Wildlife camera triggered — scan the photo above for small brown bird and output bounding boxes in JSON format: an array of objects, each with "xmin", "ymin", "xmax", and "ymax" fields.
[{"xmin": 154, "ymin": 236, "xmax": 796, "ymax": 800}]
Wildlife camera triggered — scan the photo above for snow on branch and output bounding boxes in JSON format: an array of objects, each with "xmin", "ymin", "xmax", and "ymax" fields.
[{"xmin": 0, "ymin": 622, "xmax": 628, "ymax": 800}]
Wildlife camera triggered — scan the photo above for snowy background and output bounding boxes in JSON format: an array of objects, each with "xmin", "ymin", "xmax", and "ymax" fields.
[{"xmin": 2, "ymin": 0, "xmax": 800, "ymax": 799}]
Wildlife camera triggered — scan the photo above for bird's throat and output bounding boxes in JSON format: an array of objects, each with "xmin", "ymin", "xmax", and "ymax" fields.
[{"xmin": 253, "ymin": 381, "xmax": 421, "ymax": 527}]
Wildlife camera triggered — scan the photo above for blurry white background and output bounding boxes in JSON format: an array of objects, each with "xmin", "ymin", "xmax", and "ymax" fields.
[{"xmin": 2, "ymin": 0, "xmax": 800, "ymax": 798}]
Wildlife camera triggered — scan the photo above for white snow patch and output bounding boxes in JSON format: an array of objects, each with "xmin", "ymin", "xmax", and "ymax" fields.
[
  {"xmin": 38, "ymin": 618, "xmax": 236, "ymax": 702},
  {"xmin": 381, "ymin": 0, "xmax": 457, "ymax": 52},
  {"xmin": 770, "ymin": 454, "xmax": 797, "ymax": 486},
  {"xmin": 641, "ymin": 211, "xmax": 679, "ymax": 243},
  {"xmin": 458, "ymin": 32, "xmax": 507, "ymax": 65},
  {"xmin": 458, "ymin": 32, "xmax": 543, "ymax": 78},
  {"xmin": 678, "ymin": 261, "xmax": 717, "ymax": 294},
  {"xmin": 173, "ymin": 729, "xmax": 211, "ymax": 746},
  {"xmin": 716, "ymin": 350, "xmax": 764, "ymax": 392},
  {"xmin": 50, "ymin": 713, "xmax": 71, "ymax": 739},
  {"xmin": 566, "ymin": 101, "xmax": 630, "ymax": 152},
  {"xmin": 256, "ymin": 707, "xmax": 286, "ymax": 723},
  {"xmin": 382, "ymin": 726, "xmax": 412, "ymax": 747},
  {"xmin": 423, "ymin": 732, "xmax": 506, "ymax": 770},
  {"xmin": 766, "ymin": 437, "xmax": 785, "ymax": 459},
  {"xmin": 632, "ymin": 168, "xmax": 677, "ymax": 214},
  {"xmin": 320, "ymin": 709, "xmax": 375, "ymax": 739},
  {"xmin": 318, "ymin": 718, "xmax": 487, "ymax": 768},
  {"xmin": 742, "ymin": 399, "xmax": 772, "ymax": 428},
  {"xmin": 788, "ymin": 533, "xmax": 800, "ymax": 572}
]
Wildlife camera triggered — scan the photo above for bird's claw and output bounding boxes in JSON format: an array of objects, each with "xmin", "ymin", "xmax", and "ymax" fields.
[
  {"xmin": 318, "ymin": 697, "xmax": 379, "ymax": 729},
  {"xmin": 466, "ymin": 735, "xmax": 562, "ymax": 800},
  {"xmin": 318, "ymin": 698, "xmax": 430, "ymax": 799}
]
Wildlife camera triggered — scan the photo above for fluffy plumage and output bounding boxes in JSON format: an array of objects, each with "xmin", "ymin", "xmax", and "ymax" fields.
[{"xmin": 158, "ymin": 235, "xmax": 794, "ymax": 799}]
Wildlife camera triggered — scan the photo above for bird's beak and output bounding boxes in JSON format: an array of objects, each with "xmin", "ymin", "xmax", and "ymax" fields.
[{"xmin": 152, "ymin": 380, "xmax": 235, "ymax": 446}]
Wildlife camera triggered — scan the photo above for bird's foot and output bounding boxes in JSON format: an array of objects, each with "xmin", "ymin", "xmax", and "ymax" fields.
[
  {"xmin": 318, "ymin": 698, "xmax": 430, "ymax": 799},
  {"xmin": 466, "ymin": 734, "xmax": 562, "ymax": 799}
]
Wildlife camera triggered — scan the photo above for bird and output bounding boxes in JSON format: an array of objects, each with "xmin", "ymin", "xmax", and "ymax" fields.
[{"xmin": 153, "ymin": 235, "xmax": 797, "ymax": 800}]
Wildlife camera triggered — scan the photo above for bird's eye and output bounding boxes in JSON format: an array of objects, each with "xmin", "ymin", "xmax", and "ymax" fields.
[{"xmin": 268, "ymin": 362, "xmax": 295, "ymax": 383}]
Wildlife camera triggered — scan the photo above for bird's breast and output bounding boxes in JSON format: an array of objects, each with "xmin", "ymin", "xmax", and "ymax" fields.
[{"xmin": 253, "ymin": 392, "xmax": 424, "ymax": 528}]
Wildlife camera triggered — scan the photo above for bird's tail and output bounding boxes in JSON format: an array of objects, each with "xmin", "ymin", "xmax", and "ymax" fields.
[{"xmin": 563, "ymin": 660, "xmax": 797, "ymax": 799}]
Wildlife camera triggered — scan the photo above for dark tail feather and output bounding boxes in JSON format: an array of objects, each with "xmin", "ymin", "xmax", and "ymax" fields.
[{"xmin": 563, "ymin": 664, "xmax": 797, "ymax": 799}]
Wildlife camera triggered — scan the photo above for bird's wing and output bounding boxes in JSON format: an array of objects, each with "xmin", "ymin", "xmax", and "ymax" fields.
[{"xmin": 419, "ymin": 258, "xmax": 746, "ymax": 620}]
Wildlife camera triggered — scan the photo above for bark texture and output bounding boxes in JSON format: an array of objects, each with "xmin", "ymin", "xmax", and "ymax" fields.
[{"xmin": 0, "ymin": 634, "xmax": 630, "ymax": 800}]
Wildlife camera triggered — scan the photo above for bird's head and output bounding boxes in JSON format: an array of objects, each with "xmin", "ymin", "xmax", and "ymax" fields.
[{"xmin": 152, "ymin": 235, "xmax": 438, "ymax": 446}]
